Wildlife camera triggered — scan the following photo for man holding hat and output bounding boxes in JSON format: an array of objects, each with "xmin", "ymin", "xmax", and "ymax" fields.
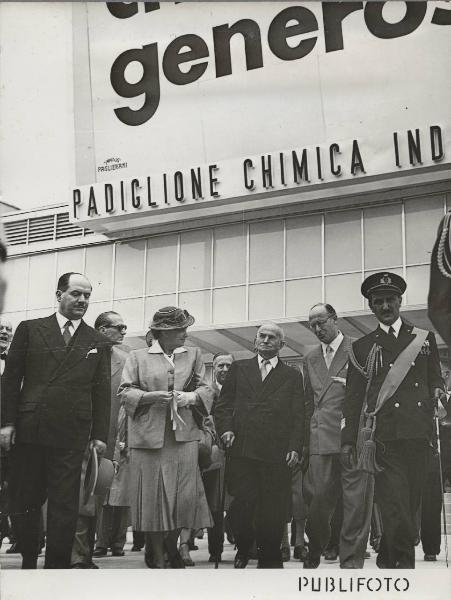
[{"xmin": 341, "ymin": 271, "xmax": 445, "ymax": 568}]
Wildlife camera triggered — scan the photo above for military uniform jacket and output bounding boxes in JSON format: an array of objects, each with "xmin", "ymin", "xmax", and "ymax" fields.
[
  {"xmin": 214, "ymin": 357, "xmax": 305, "ymax": 464},
  {"xmin": 2, "ymin": 314, "xmax": 111, "ymax": 450},
  {"xmin": 341, "ymin": 320, "xmax": 444, "ymax": 446},
  {"xmin": 304, "ymin": 335, "xmax": 352, "ymax": 455}
]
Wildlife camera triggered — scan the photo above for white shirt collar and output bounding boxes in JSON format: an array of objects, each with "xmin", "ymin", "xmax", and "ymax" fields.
[
  {"xmin": 55, "ymin": 311, "xmax": 81, "ymax": 332},
  {"xmin": 215, "ymin": 379, "xmax": 223, "ymax": 391},
  {"xmin": 148, "ymin": 340, "xmax": 187, "ymax": 355},
  {"xmin": 321, "ymin": 331, "xmax": 344, "ymax": 356},
  {"xmin": 379, "ymin": 317, "xmax": 402, "ymax": 337},
  {"xmin": 257, "ymin": 354, "xmax": 279, "ymax": 369}
]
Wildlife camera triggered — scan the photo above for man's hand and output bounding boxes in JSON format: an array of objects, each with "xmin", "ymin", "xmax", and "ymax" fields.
[
  {"xmin": 221, "ymin": 431, "xmax": 235, "ymax": 448},
  {"xmin": 112, "ymin": 460, "xmax": 119, "ymax": 475},
  {"xmin": 286, "ymin": 450, "xmax": 299, "ymax": 468},
  {"xmin": 340, "ymin": 444, "xmax": 356, "ymax": 470},
  {"xmin": 299, "ymin": 447, "xmax": 309, "ymax": 473},
  {"xmin": 0, "ymin": 425, "xmax": 15, "ymax": 451},
  {"xmin": 90, "ymin": 439, "xmax": 107, "ymax": 456}
]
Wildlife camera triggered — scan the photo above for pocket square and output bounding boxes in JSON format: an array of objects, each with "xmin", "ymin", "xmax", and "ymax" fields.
[{"xmin": 86, "ymin": 348, "xmax": 98, "ymax": 357}]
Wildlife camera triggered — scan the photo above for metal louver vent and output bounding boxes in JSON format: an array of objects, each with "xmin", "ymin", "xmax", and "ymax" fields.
[
  {"xmin": 4, "ymin": 220, "xmax": 27, "ymax": 246},
  {"xmin": 56, "ymin": 213, "xmax": 83, "ymax": 239},
  {"xmin": 28, "ymin": 215, "xmax": 55, "ymax": 243}
]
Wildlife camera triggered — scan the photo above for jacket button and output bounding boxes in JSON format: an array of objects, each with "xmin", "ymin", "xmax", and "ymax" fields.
[
  {"xmin": 417, "ymin": 401, "xmax": 422, "ymax": 407},
  {"xmin": 168, "ymin": 369, "xmax": 174, "ymax": 375},
  {"xmin": 389, "ymin": 363, "xmax": 393, "ymax": 368},
  {"xmin": 394, "ymin": 402, "xmax": 400, "ymax": 408},
  {"xmin": 411, "ymin": 362, "xmax": 415, "ymax": 366},
  {"xmin": 414, "ymin": 382, "xmax": 419, "ymax": 387}
]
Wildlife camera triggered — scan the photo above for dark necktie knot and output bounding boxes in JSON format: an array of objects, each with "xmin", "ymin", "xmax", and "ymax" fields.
[
  {"xmin": 0, "ymin": 353, "xmax": 7, "ymax": 361},
  {"xmin": 62, "ymin": 321, "xmax": 73, "ymax": 346},
  {"xmin": 388, "ymin": 326, "xmax": 396, "ymax": 338}
]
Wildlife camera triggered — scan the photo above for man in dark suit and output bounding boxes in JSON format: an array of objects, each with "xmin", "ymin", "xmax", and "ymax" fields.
[
  {"xmin": 341, "ymin": 272, "xmax": 445, "ymax": 568},
  {"xmin": 215, "ymin": 322, "xmax": 304, "ymax": 568},
  {"xmin": 0, "ymin": 272, "xmax": 110, "ymax": 569}
]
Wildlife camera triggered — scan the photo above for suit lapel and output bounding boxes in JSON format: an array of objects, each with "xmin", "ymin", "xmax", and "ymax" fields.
[
  {"xmin": 316, "ymin": 336, "xmax": 352, "ymax": 406},
  {"xmin": 310, "ymin": 346, "xmax": 328, "ymax": 383},
  {"xmin": 373, "ymin": 321, "xmax": 414, "ymax": 357},
  {"xmin": 37, "ymin": 314, "xmax": 67, "ymax": 364},
  {"xmin": 261, "ymin": 359, "xmax": 285, "ymax": 395},
  {"xmin": 327, "ymin": 336, "xmax": 352, "ymax": 378},
  {"xmin": 243, "ymin": 356, "xmax": 263, "ymax": 395},
  {"xmin": 48, "ymin": 321, "xmax": 99, "ymax": 382},
  {"xmin": 111, "ymin": 346, "xmax": 125, "ymax": 377}
]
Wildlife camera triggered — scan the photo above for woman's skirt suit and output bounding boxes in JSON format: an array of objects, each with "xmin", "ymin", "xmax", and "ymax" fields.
[{"xmin": 119, "ymin": 343, "xmax": 213, "ymax": 532}]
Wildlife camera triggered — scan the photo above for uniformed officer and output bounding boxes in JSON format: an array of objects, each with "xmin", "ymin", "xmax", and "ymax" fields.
[{"xmin": 341, "ymin": 271, "xmax": 445, "ymax": 568}]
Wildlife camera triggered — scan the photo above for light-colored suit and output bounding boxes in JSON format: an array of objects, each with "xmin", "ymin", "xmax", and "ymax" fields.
[
  {"xmin": 304, "ymin": 337, "xmax": 352, "ymax": 456},
  {"xmin": 303, "ymin": 335, "xmax": 353, "ymax": 563}
]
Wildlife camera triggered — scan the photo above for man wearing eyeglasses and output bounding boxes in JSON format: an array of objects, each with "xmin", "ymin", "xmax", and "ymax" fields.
[
  {"xmin": 71, "ymin": 311, "xmax": 130, "ymax": 568},
  {"xmin": 302, "ymin": 304, "xmax": 355, "ymax": 568},
  {"xmin": 93, "ymin": 312, "xmax": 130, "ymax": 560}
]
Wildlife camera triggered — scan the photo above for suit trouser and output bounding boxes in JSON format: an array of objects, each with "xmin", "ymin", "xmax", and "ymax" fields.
[
  {"xmin": 202, "ymin": 468, "xmax": 224, "ymax": 556},
  {"xmin": 9, "ymin": 442, "xmax": 84, "ymax": 568},
  {"xmin": 375, "ymin": 439, "xmax": 428, "ymax": 569},
  {"xmin": 326, "ymin": 494, "xmax": 343, "ymax": 552},
  {"xmin": 304, "ymin": 454, "xmax": 342, "ymax": 556},
  {"xmin": 227, "ymin": 457, "xmax": 290, "ymax": 567},
  {"xmin": 340, "ymin": 461, "xmax": 374, "ymax": 568},
  {"xmin": 71, "ymin": 514, "xmax": 96, "ymax": 565},
  {"xmin": 96, "ymin": 505, "xmax": 130, "ymax": 551},
  {"xmin": 420, "ymin": 449, "xmax": 442, "ymax": 556}
]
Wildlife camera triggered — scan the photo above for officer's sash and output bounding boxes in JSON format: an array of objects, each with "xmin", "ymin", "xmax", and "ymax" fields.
[
  {"xmin": 368, "ymin": 326, "xmax": 428, "ymax": 418},
  {"xmin": 356, "ymin": 327, "xmax": 428, "ymax": 473}
]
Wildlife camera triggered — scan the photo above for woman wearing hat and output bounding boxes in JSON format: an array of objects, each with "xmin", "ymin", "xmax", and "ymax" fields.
[{"xmin": 118, "ymin": 307, "xmax": 213, "ymax": 568}]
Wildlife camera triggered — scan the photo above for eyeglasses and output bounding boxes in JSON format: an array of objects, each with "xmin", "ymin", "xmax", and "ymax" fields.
[
  {"xmin": 309, "ymin": 318, "xmax": 331, "ymax": 330},
  {"xmin": 107, "ymin": 324, "xmax": 127, "ymax": 332}
]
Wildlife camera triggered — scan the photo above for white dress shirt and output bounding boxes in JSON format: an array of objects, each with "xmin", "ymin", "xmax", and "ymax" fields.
[
  {"xmin": 320, "ymin": 331, "xmax": 344, "ymax": 363},
  {"xmin": 55, "ymin": 311, "xmax": 81, "ymax": 337},
  {"xmin": 379, "ymin": 317, "xmax": 402, "ymax": 338}
]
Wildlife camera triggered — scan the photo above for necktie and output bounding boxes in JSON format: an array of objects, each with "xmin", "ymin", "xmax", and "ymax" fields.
[
  {"xmin": 388, "ymin": 326, "xmax": 397, "ymax": 339},
  {"xmin": 62, "ymin": 320, "xmax": 73, "ymax": 346},
  {"xmin": 260, "ymin": 358, "xmax": 271, "ymax": 381},
  {"xmin": 325, "ymin": 345, "xmax": 334, "ymax": 369},
  {"xmin": 0, "ymin": 353, "xmax": 7, "ymax": 361}
]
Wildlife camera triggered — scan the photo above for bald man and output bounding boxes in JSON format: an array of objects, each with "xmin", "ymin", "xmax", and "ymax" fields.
[{"xmin": 215, "ymin": 322, "xmax": 304, "ymax": 569}]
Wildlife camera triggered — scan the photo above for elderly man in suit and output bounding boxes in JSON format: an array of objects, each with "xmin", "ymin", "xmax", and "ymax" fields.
[
  {"xmin": 342, "ymin": 272, "xmax": 445, "ymax": 568},
  {"xmin": 302, "ymin": 303, "xmax": 353, "ymax": 568},
  {"xmin": 0, "ymin": 272, "xmax": 110, "ymax": 569},
  {"xmin": 215, "ymin": 322, "xmax": 304, "ymax": 569}
]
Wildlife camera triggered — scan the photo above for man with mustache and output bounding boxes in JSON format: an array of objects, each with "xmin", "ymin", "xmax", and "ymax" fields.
[
  {"xmin": 0, "ymin": 272, "xmax": 110, "ymax": 569},
  {"xmin": 341, "ymin": 272, "xmax": 445, "ymax": 568}
]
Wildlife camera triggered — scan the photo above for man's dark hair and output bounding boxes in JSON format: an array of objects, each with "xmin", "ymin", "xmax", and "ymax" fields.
[
  {"xmin": 94, "ymin": 311, "xmax": 120, "ymax": 330},
  {"xmin": 57, "ymin": 272, "xmax": 85, "ymax": 292},
  {"xmin": 310, "ymin": 302, "xmax": 338, "ymax": 320},
  {"xmin": 213, "ymin": 351, "xmax": 234, "ymax": 363}
]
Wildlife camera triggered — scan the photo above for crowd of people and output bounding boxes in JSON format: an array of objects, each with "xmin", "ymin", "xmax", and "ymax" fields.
[{"xmin": 0, "ymin": 266, "xmax": 450, "ymax": 570}]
